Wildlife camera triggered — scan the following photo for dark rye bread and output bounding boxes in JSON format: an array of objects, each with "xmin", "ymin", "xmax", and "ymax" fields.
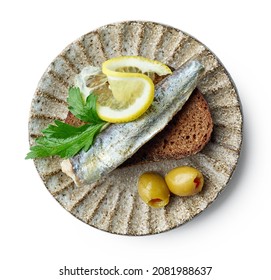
[
  {"xmin": 65, "ymin": 88, "xmax": 213, "ymax": 166},
  {"xmin": 123, "ymin": 88, "xmax": 213, "ymax": 166}
]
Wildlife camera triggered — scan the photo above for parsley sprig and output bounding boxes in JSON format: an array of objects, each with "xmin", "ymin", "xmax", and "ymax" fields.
[
  {"xmin": 26, "ymin": 87, "xmax": 107, "ymax": 159},
  {"xmin": 67, "ymin": 87, "xmax": 102, "ymax": 123}
]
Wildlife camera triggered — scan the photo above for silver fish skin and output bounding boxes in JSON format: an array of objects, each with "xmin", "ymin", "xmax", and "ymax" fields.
[{"xmin": 61, "ymin": 60, "xmax": 204, "ymax": 187}]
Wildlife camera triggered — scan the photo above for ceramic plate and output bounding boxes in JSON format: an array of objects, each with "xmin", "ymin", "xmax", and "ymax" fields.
[{"xmin": 28, "ymin": 21, "xmax": 243, "ymax": 235}]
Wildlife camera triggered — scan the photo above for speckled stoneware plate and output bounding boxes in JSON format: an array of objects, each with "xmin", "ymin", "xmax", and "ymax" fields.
[{"xmin": 28, "ymin": 21, "xmax": 243, "ymax": 235}]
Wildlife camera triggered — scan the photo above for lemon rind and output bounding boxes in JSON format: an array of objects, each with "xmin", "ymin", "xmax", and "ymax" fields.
[{"xmin": 102, "ymin": 56, "xmax": 172, "ymax": 77}]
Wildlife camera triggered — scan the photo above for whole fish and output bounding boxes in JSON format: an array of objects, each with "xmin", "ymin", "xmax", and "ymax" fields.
[{"xmin": 61, "ymin": 60, "xmax": 204, "ymax": 187}]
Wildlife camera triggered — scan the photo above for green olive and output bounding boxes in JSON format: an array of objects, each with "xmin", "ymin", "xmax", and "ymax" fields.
[
  {"xmin": 165, "ymin": 166, "xmax": 204, "ymax": 196},
  {"xmin": 138, "ymin": 172, "xmax": 170, "ymax": 208}
]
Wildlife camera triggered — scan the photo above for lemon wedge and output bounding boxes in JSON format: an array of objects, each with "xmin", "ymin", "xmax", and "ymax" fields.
[{"xmin": 96, "ymin": 56, "xmax": 172, "ymax": 123}]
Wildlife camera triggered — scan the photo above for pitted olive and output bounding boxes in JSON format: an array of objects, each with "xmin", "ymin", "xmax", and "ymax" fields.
[
  {"xmin": 138, "ymin": 172, "xmax": 170, "ymax": 208},
  {"xmin": 165, "ymin": 166, "xmax": 204, "ymax": 196}
]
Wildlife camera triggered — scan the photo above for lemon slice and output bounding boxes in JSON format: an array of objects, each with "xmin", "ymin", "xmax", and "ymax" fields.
[
  {"xmin": 96, "ymin": 56, "xmax": 172, "ymax": 123},
  {"xmin": 102, "ymin": 56, "xmax": 172, "ymax": 77},
  {"xmin": 96, "ymin": 74, "xmax": 154, "ymax": 122}
]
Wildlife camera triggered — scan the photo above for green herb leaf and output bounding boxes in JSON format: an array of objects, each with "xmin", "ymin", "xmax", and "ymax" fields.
[
  {"xmin": 67, "ymin": 87, "xmax": 102, "ymax": 123},
  {"xmin": 25, "ymin": 120, "xmax": 106, "ymax": 159}
]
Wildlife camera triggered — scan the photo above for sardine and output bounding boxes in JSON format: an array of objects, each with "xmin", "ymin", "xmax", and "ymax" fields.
[{"xmin": 61, "ymin": 59, "xmax": 204, "ymax": 187}]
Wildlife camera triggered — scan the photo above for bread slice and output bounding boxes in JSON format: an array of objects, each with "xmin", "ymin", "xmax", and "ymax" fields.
[
  {"xmin": 123, "ymin": 88, "xmax": 213, "ymax": 166},
  {"xmin": 65, "ymin": 88, "xmax": 213, "ymax": 166}
]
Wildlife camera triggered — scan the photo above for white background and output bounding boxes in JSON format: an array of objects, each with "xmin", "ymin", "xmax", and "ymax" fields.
[{"xmin": 1, "ymin": 0, "xmax": 270, "ymax": 279}]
